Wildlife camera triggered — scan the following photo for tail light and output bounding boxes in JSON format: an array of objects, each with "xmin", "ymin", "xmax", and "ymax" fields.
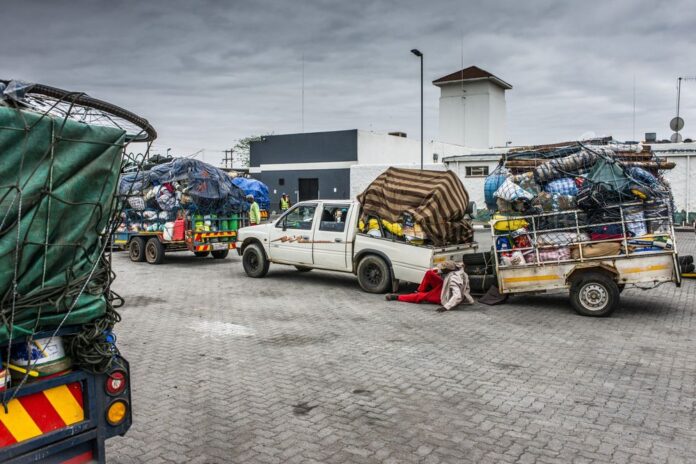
[
  {"xmin": 105, "ymin": 370, "xmax": 127, "ymax": 396},
  {"xmin": 106, "ymin": 400, "xmax": 128, "ymax": 426}
]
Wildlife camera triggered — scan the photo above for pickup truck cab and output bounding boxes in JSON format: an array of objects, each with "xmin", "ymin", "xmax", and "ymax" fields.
[{"xmin": 237, "ymin": 200, "xmax": 477, "ymax": 293}]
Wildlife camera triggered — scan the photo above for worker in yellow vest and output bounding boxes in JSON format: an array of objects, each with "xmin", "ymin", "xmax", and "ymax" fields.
[
  {"xmin": 279, "ymin": 193, "xmax": 291, "ymax": 212},
  {"xmin": 247, "ymin": 195, "xmax": 260, "ymax": 225}
]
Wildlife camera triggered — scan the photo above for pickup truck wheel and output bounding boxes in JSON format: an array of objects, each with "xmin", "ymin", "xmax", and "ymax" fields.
[
  {"xmin": 357, "ymin": 255, "xmax": 391, "ymax": 293},
  {"xmin": 243, "ymin": 243, "xmax": 269, "ymax": 278},
  {"xmin": 294, "ymin": 266, "xmax": 312, "ymax": 272},
  {"xmin": 129, "ymin": 237, "xmax": 146, "ymax": 262},
  {"xmin": 569, "ymin": 272, "xmax": 619, "ymax": 317},
  {"xmin": 145, "ymin": 237, "xmax": 165, "ymax": 264},
  {"xmin": 194, "ymin": 251, "xmax": 210, "ymax": 258}
]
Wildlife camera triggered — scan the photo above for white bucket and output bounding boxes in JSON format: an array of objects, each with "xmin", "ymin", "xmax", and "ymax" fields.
[
  {"xmin": 162, "ymin": 221, "xmax": 175, "ymax": 241},
  {"xmin": 11, "ymin": 337, "xmax": 67, "ymax": 367}
]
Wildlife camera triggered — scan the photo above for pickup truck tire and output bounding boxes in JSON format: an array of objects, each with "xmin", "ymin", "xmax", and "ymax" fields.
[
  {"xmin": 212, "ymin": 249, "xmax": 229, "ymax": 259},
  {"xmin": 194, "ymin": 251, "xmax": 210, "ymax": 258},
  {"xmin": 357, "ymin": 255, "xmax": 391, "ymax": 294},
  {"xmin": 462, "ymin": 251, "xmax": 493, "ymax": 266},
  {"xmin": 243, "ymin": 243, "xmax": 269, "ymax": 278},
  {"xmin": 145, "ymin": 237, "xmax": 165, "ymax": 264},
  {"xmin": 569, "ymin": 272, "xmax": 619, "ymax": 317},
  {"xmin": 129, "ymin": 237, "xmax": 146, "ymax": 262},
  {"xmin": 294, "ymin": 266, "xmax": 312, "ymax": 272}
]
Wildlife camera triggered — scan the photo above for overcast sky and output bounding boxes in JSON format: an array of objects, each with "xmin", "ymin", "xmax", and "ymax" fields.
[{"xmin": 3, "ymin": 0, "xmax": 695, "ymax": 165}]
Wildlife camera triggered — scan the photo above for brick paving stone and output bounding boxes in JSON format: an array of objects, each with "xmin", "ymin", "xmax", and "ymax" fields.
[{"xmin": 106, "ymin": 232, "xmax": 696, "ymax": 463}]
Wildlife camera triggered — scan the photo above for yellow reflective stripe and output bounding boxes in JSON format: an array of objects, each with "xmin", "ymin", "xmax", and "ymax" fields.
[
  {"xmin": 43, "ymin": 385, "xmax": 84, "ymax": 425},
  {"xmin": 503, "ymin": 275, "xmax": 559, "ymax": 283},
  {"xmin": 623, "ymin": 264, "xmax": 668, "ymax": 274},
  {"xmin": 0, "ymin": 399, "xmax": 43, "ymax": 442}
]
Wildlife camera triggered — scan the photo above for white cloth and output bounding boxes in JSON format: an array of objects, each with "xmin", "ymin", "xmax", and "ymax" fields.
[{"xmin": 440, "ymin": 268, "xmax": 475, "ymax": 310}]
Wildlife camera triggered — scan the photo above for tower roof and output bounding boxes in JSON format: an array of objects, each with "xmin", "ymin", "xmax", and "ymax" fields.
[{"xmin": 432, "ymin": 66, "xmax": 512, "ymax": 90}]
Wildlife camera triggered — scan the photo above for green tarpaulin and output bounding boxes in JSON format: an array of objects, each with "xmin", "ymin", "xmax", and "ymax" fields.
[{"xmin": 0, "ymin": 106, "xmax": 126, "ymax": 344}]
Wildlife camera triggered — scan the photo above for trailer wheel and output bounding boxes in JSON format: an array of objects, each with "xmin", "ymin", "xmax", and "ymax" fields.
[
  {"xmin": 129, "ymin": 237, "xmax": 146, "ymax": 262},
  {"xmin": 194, "ymin": 251, "xmax": 210, "ymax": 258},
  {"xmin": 294, "ymin": 265, "xmax": 312, "ymax": 272},
  {"xmin": 145, "ymin": 238, "xmax": 165, "ymax": 264},
  {"xmin": 212, "ymin": 249, "xmax": 229, "ymax": 259},
  {"xmin": 243, "ymin": 243, "xmax": 269, "ymax": 277},
  {"xmin": 569, "ymin": 272, "xmax": 619, "ymax": 317},
  {"xmin": 357, "ymin": 255, "xmax": 391, "ymax": 294}
]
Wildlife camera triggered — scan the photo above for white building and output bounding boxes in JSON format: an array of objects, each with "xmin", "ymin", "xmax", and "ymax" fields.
[{"xmin": 433, "ymin": 66, "xmax": 512, "ymax": 149}]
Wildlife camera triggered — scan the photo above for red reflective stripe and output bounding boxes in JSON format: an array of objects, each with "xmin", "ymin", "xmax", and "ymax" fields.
[
  {"xmin": 66, "ymin": 382, "xmax": 83, "ymax": 407},
  {"xmin": 17, "ymin": 392, "xmax": 66, "ymax": 433},
  {"xmin": 61, "ymin": 450, "xmax": 94, "ymax": 464},
  {"xmin": 0, "ymin": 420, "xmax": 17, "ymax": 447}
]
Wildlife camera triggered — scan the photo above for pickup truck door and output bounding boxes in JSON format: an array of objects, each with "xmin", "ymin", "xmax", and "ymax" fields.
[
  {"xmin": 268, "ymin": 203, "xmax": 318, "ymax": 265},
  {"xmin": 312, "ymin": 203, "xmax": 351, "ymax": 270}
]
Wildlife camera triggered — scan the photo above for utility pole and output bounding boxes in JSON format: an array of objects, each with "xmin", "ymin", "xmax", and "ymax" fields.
[{"xmin": 222, "ymin": 149, "xmax": 234, "ymax": 170}]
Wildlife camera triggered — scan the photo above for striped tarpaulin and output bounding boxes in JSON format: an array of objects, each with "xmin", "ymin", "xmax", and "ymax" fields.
[{"xmin": 357, "ymin": 167, "xmax": 473, "ymax": 246}]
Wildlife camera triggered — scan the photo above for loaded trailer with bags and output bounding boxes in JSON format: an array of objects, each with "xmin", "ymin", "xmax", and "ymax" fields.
[
  {"xmin": 115, "ymin": 158, "xmax": 250, "ymax": 263},
  {"xmin": 486, "ymin": 141, "xmax": 682, "ymax": 316},
  {"xmin": 0, "ymin": 80, "xmax": 154, "ymax": 463}
]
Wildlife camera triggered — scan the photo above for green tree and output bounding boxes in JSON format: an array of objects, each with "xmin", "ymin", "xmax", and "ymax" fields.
[{"xmin": 232, "ymin": 135, "xmax": 269, "ymax": 168}]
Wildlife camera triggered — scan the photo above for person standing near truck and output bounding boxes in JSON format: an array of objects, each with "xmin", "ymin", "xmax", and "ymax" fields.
[
  {"xmin": 279, "ymin": 193, "xmax": 291, "ymax": 212},
  {"xmin": 247, "ymin": 195, "xmax": 261, "ymax": 225}
]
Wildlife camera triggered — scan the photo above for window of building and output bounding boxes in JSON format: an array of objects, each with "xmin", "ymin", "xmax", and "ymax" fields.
[
  {"xmin": 465, "ymin": 166, "xmax": 489, "ymax": 177},
  {"xmin": 278, "ymin": 178, "xmax": 285, "ymax": 186}
]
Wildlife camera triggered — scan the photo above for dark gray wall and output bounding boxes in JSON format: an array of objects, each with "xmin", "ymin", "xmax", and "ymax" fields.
[
  {"xmin": 249, "ymin": 130, "xmax": 358, "ymax": 167},
  {"xmin": 254, "ymin": 168, "xmax": 350, "ymax": 212}
]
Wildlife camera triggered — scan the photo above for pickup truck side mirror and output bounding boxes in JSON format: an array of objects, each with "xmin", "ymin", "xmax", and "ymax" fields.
[{"xmin": 282, "ymin": 220, "xmax": 287, "ymax": 231}]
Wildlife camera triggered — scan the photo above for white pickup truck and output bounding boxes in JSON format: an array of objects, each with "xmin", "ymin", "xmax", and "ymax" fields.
[{"xmin": 236, "ymin": 200, "xmax": 478, "ymax": 293}]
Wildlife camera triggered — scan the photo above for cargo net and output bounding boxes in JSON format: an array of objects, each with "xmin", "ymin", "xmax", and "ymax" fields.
[
  {"xmin": 483, "ymin": 140, "xmax": 675, "ymax": 266},
  {"xmin": 0, "ymin": 80, "xmax": 155, "ymax": 404}
]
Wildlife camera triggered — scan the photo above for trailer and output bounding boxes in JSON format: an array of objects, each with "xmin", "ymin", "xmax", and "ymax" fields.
[
  {"xmin": 492, "ymin": 200, "xmax": 681, "ymax": 316},
  {"xmin": 115, "ymin": 210, "xmax": 247, "ymax": 264}
]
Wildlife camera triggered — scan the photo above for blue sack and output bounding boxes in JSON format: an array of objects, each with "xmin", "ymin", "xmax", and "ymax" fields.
[{"xmin": 545, "ymin": 178, "xmax": 578, "ymax": 196}]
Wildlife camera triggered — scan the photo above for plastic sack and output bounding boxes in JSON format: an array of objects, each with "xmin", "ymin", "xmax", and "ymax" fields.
[
  {"xmin": 538, "ymin": 247, "xmax": 571, "ymax": 262},
  {"xmin": 484, "ymin": 166, "xmax": 509, "ymax": 210},
  {"xmin": 624, "ymin": 207, "xmax": 647, "ymax": 237},
  {"xmin": 492, "ymin": 214, "xmax": 528, "ymax": 231},
  {"xmin": 571, "ymin": 242, "xmax": 621, "ymax": 259},
  {"xmin": 494, "ymin": 178, "xmax": 534, "ymax": 202},
  {"xmin": 545, "ymin": 178, "xmax": 578, "ymax": 196}
]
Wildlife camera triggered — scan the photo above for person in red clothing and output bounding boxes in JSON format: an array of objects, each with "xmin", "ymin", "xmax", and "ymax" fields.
[
  {"xmin": 385, "ymin": 261, "xmax": 474, "ymax": 312},
  {"xmin": 389, "ymin": 268, "xmax": 444, "ymax": 305}
]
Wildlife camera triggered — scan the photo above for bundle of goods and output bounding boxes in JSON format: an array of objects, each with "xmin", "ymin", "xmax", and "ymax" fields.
[
  {"xmin": 0, "ymin": 79, "xmax": 154, "ymax": 394},
  {"xmin": 356, "ymin": 167, "xmax": 474, "ymax": 247},
  {"xmin": 484, "ymin": 140, "xmax": 675, "ymax": 265},
  {"xmin": 116, "ymin": 158, "xmax": 249, "ymax": 235},
  {"xmin": 231, "ymin": 177, "xmax": 270, "ymax": 211}
]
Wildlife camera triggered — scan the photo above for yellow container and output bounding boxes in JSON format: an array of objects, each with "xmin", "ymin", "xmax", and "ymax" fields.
[{"xmin": 492, "ymin": 214, "xmax": 528, "ymax": 231}]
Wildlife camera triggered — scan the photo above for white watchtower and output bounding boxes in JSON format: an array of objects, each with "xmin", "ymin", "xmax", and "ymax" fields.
[{"xmin": 433, "ymin": 66, "xmax": 512, "ymax": 149}]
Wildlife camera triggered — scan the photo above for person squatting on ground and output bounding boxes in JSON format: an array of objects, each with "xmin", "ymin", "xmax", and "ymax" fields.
[{"xmin": 385, "ymin": 261, "xmax": 474, "ymax": 312}]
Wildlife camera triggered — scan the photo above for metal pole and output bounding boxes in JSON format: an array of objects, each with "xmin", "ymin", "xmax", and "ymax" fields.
[
  {"xmin": 676, "ymin": 77, "xmax": 682, "ymax": 136},
  {"xmin": 420, "ymin": 54, "xmax": 424, "ymax": 170}
]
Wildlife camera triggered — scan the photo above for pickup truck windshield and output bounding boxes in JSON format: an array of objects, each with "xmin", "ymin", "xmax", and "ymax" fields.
[{"xmin": 279, "ymin": 205, "xmax": 316, "ymax": 230}]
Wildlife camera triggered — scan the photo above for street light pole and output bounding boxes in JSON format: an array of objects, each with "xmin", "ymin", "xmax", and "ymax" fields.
[{"xmin": 411, "ymin": 49, "xmax": 424, "ymax": 170}]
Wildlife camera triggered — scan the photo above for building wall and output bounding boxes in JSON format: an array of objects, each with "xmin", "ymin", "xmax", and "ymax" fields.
[
  {"xmin": 249, "ymin": 129, "xmax": 358, "ymax": 167},
  {"xmin": 350, "ymin": 163, "xmax": 447, "ymax": 198},
  {"xmin": 254, "ymin": 168, "xmax": 351, "ymax": 213},
  {"xmin": 438, "ymin": 80, "xmax": 507, "ymax": 149}
]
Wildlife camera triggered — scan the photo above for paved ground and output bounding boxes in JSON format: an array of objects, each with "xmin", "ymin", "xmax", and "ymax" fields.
[{"xmin": 107, "ymin": 232, "xmax": 696, "ymax": 464}]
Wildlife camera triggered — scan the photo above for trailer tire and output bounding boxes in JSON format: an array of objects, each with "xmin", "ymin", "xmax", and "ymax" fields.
[
  {"xmin": 194, "ymin": 251, "xmax": 210, "ymax": 258},
  {"xmin": 462, "ymin": 250, "xmax": 494, "ymax": 266},
  {"xmin": 212, "ymin": 249, "xmax": 229, "ymax": 259},
  {"xmin": 129, "ymin": 237, "xmax": 146, "ymax": 262},
  {"xmin": 145, "ymin": 237, "xmax": 165, "ymax": 264},
  {"xmin": 357, "ymin": 255, "xmax": 391, "ymax": 294},
  {"xmin": 243, "ymin": 243, "xmax": 269, "ymax": 278},
  {"xmin": 294, "ymin": 265, "xmax": 312, "ymax": 272},
  {"xmin": 569, "ymin": 272, "xmax": 619, "ymax": 317}
]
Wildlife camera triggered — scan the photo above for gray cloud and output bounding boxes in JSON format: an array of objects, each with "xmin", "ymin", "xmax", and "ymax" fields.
[{"xmin": 2, "ymin": 0, "xmax": 695, "ymax": 163}]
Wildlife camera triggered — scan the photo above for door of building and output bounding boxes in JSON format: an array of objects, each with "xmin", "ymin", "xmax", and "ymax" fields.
[{"xmin": 298, "ymin": 178, "xmax": 319, "ymax": 201}]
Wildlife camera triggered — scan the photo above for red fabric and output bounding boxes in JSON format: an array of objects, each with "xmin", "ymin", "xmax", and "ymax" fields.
[
  {"xmin": 590, "ymin": 233, "xmax": 624, "ymax": 241},
  {"xmin": 398, "ymin": 270, "xmax": 443, "ymax": 305}
]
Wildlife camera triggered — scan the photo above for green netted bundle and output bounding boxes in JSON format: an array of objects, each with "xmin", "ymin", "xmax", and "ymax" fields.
[{"xmin": 0, "ymin": 106, "xmax": 126, "ymax": 344}]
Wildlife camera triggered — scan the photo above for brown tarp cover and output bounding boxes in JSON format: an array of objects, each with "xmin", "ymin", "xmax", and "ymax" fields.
[{"xmin": 356, "ymin": 167, "xmax": 473, "ymax": 246}]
